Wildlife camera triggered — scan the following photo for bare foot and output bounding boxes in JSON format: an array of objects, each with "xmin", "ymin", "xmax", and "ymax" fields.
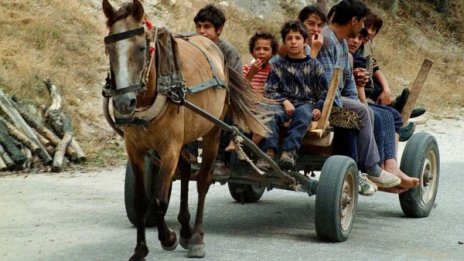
[
  {"xmin": 385, "ymin": 164, "xmax": 420, "ymax": 189},
  {"xmin": 225, "ymin": 141, "xmax": 235, "ymax": 152}
]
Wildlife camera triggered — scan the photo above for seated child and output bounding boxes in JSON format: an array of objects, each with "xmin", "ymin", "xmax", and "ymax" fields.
[
  {"xmin": 225, "ymin": 32, "xmax": 279, "ymax": 152},
  {"xmin": 257, "ymin": 21, "xmax": 327, "ymax": 171}
]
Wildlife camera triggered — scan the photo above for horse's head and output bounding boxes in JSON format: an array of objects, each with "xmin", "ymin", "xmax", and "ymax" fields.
[{"xmin": 103, "ymin": 0, "xmax": 153, "ymax": 116}]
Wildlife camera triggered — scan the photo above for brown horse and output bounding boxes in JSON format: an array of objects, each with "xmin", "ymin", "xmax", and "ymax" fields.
[{"xmin": 102, "ymin": 0, "xmax": 267, "ymax": 260}]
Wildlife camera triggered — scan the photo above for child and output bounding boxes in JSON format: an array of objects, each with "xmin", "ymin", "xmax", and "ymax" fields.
[
  {"xmin": 225, "ymin": 32, "xmax": 278, "ymax": 152},
  {"xmin": 257, "ymin": 21, "xmax": 327, "ymax": 171}
]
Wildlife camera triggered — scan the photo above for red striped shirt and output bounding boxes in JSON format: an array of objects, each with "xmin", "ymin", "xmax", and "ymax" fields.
[{"xmin": 242, "ymin": 63, "xmax": 272, "ymax": 96}]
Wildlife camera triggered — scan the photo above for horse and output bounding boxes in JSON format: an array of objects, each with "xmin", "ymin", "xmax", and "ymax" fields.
[{"xmin": 102, "ymin": 0, "xmax": 268, "ymax": 260}]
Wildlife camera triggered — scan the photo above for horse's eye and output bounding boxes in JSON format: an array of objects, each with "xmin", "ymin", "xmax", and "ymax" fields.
[{"xmin": 139, "ymin": 46, "xmax": 146, "ymax": 52}]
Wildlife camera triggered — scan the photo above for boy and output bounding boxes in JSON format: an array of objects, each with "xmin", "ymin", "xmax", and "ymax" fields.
[
  {"xmin": 193, "ymin": 4, "xmax": 242, "ymax": 179},
  {"xmin": 257, "ymin": 21, "xmax": 327, "ymax": 171}
]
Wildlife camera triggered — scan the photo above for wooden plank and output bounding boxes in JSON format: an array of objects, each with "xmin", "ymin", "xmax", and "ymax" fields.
[
  {"xmin": 313, "ymin": 67, "xmax": 341, "ymax": 135},
  {"xmin": 401, "ymin": 59, "xmax": 433, "ymax": 126}
]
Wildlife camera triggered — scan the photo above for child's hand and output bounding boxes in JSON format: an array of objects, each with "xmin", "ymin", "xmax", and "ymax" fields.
[
  {"xmin": 310, "ymin": 33, "xmax": 323, "ymax": 56},
  {"xmin": 282, "ymin": 99, "xmax": 295, "ymax": 117},
  {"xmin": 353, "ymin": 68, "xmax": 369, "ymax": 88},
  {"xmin": 246, "ymin": 59, "xmax": 263, "ymax": 80},
  {"xmin": 312, "ymin": 108, "xmax": 321, "ymax": 121}
]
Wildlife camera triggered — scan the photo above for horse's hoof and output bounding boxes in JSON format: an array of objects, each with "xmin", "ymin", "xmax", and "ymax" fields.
[
  {"xmin": 180, "ymin": 236, "xmax": 189, "ymax": 250},
  {"xmin": 188, "ymin": 243, "xmax": 205, "ymax": 258},
  {"xmin": 161, "ymin": 231, "xmax": 178, "ymax": 251}
]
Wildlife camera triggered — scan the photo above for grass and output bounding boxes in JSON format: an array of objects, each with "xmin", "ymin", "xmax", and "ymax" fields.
[{"xmin": 0, "ymin": 0, "xmax": 463, "ymax": 169}]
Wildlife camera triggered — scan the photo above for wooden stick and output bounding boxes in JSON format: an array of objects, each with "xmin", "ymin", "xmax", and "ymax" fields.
[
  {"xmin": 310, "ymin": 67, "xmax": 341, "ymax": 137},
  {"xmin": 52, "ymin": 132, "xmax": 73, "ymax": 172},
  {"xmin": 0, "ymin": 144, "xmax": 15, "ymax": 170},
  {"xmin": 401, "ymin": 59, "xmax": 433, "ymax": 126},
  {"xmin": 0, "ymin": 115, "xmax": 41, "ymax": 155},
  {"xmin": 69, "ymin": 138, "xmax": 86, "ymax": 162},
  {"xmin": 0, "ymin": 156, "xmax": 6, "ymax": 171},
  {"xmin": 0, "ymin": 90, "xmax": 53, "ymax": 164},
  {"xmin": 34, "ymin": 130, "xmax": 52, "ymax": 147}
]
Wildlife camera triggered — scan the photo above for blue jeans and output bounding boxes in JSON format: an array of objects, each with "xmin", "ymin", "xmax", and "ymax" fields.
[
  {"xmin": 261, "ymin": 103, "xmax": 313, "ymax": 153},
  {"xmin": 370, "ymin": 104, "xmax": 397, "ymax": 161}
]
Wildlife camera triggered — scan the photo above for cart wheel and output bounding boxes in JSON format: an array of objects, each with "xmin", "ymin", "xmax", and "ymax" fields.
[
  {"xmin": 124, "ymin": 151, "xmax": 159, "ymax": 227},
  {"xmin": 315, "ymin": 155, "xmax": 358, "ymax": 242},
  {"xmin": 228, "ymin": 183, "xmax": 265, "ymax": 203},
  {"xmin": 399, "ymin": 132, "xmax": 440, "ymax": 218}
]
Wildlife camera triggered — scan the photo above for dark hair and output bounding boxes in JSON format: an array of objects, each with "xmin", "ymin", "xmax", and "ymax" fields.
[
  {"xmin": 193, "ymin": 4, "xmax": 226, "ymax": 30},
  {"xmin": 364, "ymin": 11, "xmax": 383, "ymax": 34},
  {"xmin": 298, "ymin": 5, "xmax": 328, "ymax": 24},
  {"xmin": 248, "ymin": 32, "xmax": 279, "ymax": 55},
  {"xmin": 330, "ymin": 0, "xmax": 369, "ymax": 25},
  {"xmin": 280, "ymin": 21, "xmax": 308, "ymax": 41}
]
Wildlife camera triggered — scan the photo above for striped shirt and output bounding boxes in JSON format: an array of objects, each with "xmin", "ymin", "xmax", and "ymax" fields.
[
  {"xmin": 264, "ymin": 55, "xmax": 327, "ymax": 110},
  {"xmin": 317, "ymin": 26, "xmax": 358, "ymax": 108},
  {"xmin": 242, "ymin": 63, "xmax": 271, "ymax": 95}
]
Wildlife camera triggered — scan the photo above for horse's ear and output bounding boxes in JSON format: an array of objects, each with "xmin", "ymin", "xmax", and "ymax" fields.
[
  {"xmin": 102, "ymin": 0, "xmax": 115, "ymax": 19},
  {"xmin": 132, "ymin": 0, "xmax": 145, "ymax": 22}
]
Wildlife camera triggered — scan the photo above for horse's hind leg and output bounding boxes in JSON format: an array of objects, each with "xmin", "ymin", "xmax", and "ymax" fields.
[
  {"xmin": 188, "ymin": 128, "xmax": 221, "ymax": 258},
  {"xmin": 153, "ymin": 146, "xmax": 181, "ymax": 251},
  {"xmin": 127, "ymin": 150, "xmax": 149, "ymax": 261},
  {"xmin": 177, "ymin": 150, "xmax": 193, "ymax": 249}
]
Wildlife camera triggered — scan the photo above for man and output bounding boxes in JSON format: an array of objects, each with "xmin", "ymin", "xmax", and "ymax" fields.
[
  {"xmin": 194, "ymin": 4, "xmax": 242, "ymax": 179},
  {"xmin": 317, "ymin": 0, "xmax": 400, "ymax": 189}
]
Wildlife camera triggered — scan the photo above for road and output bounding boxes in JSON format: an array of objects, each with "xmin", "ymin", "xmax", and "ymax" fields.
[{"xmin": 1, "ymin": 117, "xmax": 463, "ymax": 261}]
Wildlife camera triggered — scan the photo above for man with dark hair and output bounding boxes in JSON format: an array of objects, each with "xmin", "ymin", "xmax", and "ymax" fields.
[
  {"xmin": 193, "ymin": 4, "xmax": 242, "ymax": 179},
  {"xmin": 317, "ymin": 0, "xmax": 401, "ymax": 188},
  {"xmin": 257, "ymin": 21, "xmax": 327, "ymax": 171}
]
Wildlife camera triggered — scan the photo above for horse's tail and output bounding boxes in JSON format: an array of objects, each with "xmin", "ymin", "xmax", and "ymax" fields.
[{"xmin": 226, "ymin": 67, "xmax": 271, "ymax": 137}]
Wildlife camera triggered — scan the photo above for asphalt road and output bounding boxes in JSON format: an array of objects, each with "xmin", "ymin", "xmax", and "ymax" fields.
[{"xmin": 1, "ymin": 118, "xmax": 463, "ymax": 261}]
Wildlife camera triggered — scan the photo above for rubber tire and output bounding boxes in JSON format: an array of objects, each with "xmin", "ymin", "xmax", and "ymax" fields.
[
  {"xmin": 315, "ymin": 155, "xmax": 358, "ymax": 242},
  {"xmin": 124, "ymin": 153, "xmax": 158, "ymax": 227},
  {"xmin": 399, "ymin": 132, "xmax": 440, "ymax": 218},
  {"xmin": 228, "ymin": 183, "xmax": 265, "ymax": 203}
]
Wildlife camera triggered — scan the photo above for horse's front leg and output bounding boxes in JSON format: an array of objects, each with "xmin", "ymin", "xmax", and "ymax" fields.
[
  {"xmin": 188, "ymin": 128, "xmax": 221, "ymax": 258},
  {"xmin": 127, "ymin": 149, "xmax": 149, "ymax": 261},
  {"xmin": 153, "ymin": 145, "xmax": 181, "ymax": 251},
  {"xmin": 177, "ymin": 149, "xmax": 193, "ymax": 249}
]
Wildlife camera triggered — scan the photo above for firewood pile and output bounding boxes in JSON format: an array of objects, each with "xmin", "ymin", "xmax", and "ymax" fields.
[{"xmin": 0, "ymin": 80, "xmax": 86, "ymax": 172}]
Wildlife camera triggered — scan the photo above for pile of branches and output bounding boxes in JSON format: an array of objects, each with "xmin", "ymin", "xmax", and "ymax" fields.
[{"xmin": 0, "ymin": 80, "xmax": 86, "ymax": 172}]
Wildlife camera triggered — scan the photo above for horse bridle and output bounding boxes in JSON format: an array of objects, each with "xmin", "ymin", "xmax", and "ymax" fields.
[{"xmin": 102, "ymin": 23, "xmax": 157, "ymax": 99}]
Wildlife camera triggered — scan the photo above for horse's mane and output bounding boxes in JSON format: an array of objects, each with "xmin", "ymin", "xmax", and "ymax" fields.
[{"xmin": 106, "ymin": 3, "xmax": 134, "ymax": 28}]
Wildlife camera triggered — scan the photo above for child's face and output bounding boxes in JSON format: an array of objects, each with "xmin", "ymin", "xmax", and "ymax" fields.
[
  {"xmin": 347, "ymin": 33, "xmax": 363, "ymax": 54},
  {"xmin": 252, "ymin": 39, "xmax": 273, "ymax": 65},
  {"xmin": 195, "ymin": 21, "xmax": 221, "ymax": 43},
  {"xmin": 363, "ymin": 26, "xmax": 377, "ymax": 44},
  {"xmin": 284, "ymin": 31, "xmax": 306, "ymax": 58},
  {"xmin": 302, "ymin": 14, "xmax": 324, "ymax": 39}
]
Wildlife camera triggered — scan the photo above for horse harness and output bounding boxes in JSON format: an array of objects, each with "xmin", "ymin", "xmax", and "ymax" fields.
[{"xmin": 103, "ymin": 23, "xmax": 226, "ymax": 129}]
